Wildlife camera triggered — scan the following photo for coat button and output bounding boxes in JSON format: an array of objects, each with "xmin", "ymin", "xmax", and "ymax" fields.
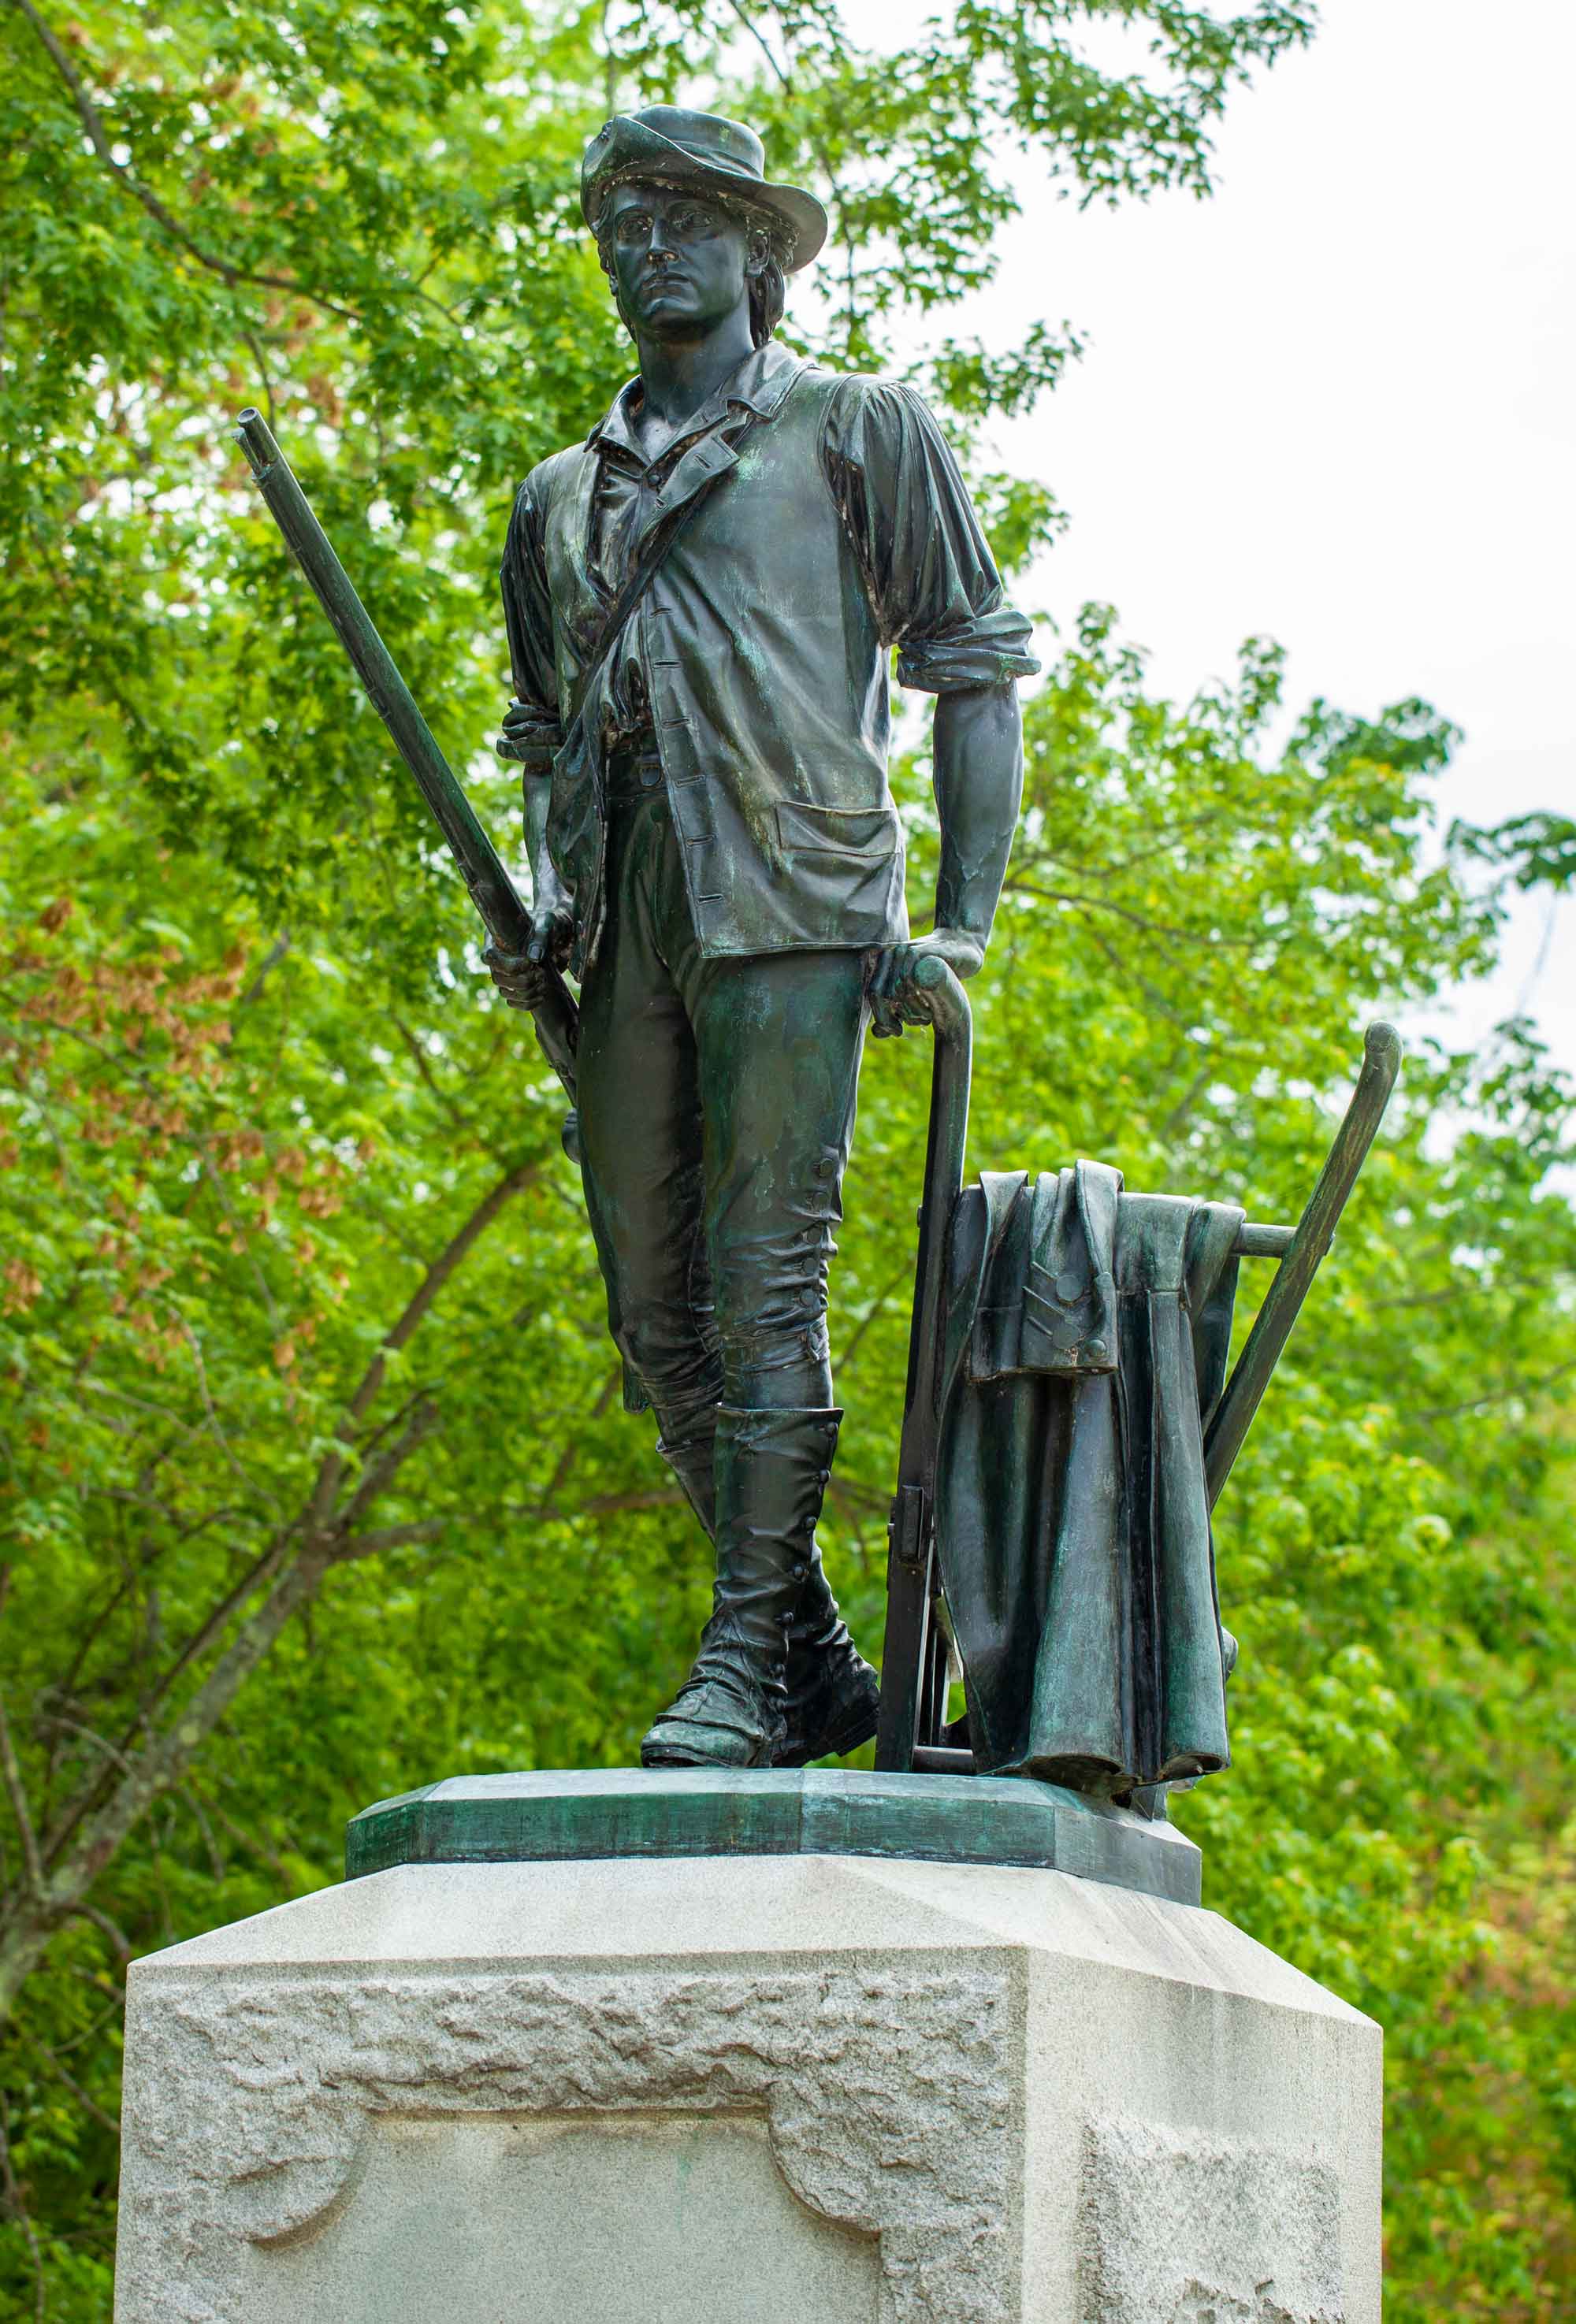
[
  {"xmin": 1087, "ymin": 1336, "xmax": 1108, "ymax": 1361},
  {"xmin": 1056, "ymin": 1271, "xmax": 1082, "ymax": 1301}
]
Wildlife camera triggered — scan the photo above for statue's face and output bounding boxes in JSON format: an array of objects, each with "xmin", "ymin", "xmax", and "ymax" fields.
[{"xmin": 604, "ymin": 179, "xmax": 757, "ymax": 340}]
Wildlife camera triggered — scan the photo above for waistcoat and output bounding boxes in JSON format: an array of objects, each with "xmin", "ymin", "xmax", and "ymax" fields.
[{"xmin": 534, "ymin": 363, "xmax": 909, "ymax": 973}]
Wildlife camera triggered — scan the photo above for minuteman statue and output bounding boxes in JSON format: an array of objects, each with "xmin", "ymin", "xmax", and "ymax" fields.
[{"xmin": 485, "ymin": 106, "xmax": 1037, "ymax": 1770}]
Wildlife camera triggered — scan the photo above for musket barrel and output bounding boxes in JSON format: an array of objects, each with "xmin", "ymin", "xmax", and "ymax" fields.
[{"xmin": 232, "ymin": 410, "xmax": 578, "ymax": 1098}]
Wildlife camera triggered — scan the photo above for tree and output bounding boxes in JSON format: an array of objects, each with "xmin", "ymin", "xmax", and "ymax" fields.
[
  {"xmin": 0, "ymin": 0, "xmax": 1316, "ymax": 2007},
  {"xmin": 4, "ymin": 2, "xmax": 1573, "ymax": 2318}
]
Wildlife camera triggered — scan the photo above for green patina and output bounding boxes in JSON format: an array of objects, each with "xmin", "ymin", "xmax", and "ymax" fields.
[{"xmin": 344, "ymin": 1766, "xmax": 1202, "ymax": 1906}]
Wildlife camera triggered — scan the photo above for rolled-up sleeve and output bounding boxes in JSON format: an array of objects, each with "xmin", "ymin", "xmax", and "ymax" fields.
[
  {"xmin": 821, "ymin": 379, "xmax": 1039, "ymax": 694},
  {"xmin": 499, "ymin": 475, "xmax": 563, "ymax": 776}
]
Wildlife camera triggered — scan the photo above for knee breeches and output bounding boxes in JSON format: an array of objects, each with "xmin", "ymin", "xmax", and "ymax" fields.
[{"xmin": 574, "ymin": 783, "xmax": 869, "ymax": 1419}]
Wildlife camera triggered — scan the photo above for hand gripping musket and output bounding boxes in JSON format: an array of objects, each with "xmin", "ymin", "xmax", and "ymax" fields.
[{"xmin": 231, "ymin": 408, "xmax": 579, "ymax": 1101}]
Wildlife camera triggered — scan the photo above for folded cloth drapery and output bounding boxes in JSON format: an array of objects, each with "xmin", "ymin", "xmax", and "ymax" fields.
[{"xmin": 933, "ymin": 1162, "xmax": 1243, "ymax": 1799}]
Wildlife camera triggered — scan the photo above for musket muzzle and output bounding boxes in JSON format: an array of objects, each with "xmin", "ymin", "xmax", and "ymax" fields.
[{"xmin": 233, "ymin": 408, "xmax": 279, "ymax": 481}]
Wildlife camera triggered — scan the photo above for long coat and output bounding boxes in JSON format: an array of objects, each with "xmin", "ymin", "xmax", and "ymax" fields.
[{"xmin": 934, "ymin": 1163, "xmax": 1240, "ymax": 1799}]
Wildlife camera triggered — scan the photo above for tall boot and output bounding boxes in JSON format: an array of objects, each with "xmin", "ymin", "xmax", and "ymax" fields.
[
  {"xmin": 653, "ymin": 1405, "xmax": 879, "ymax": 1766},
  {"xmin": 773, "ymin": 1548, "xmax": 881, "ymax": 1769},
  {"xmin": 641, "ymin": 1407, "xmax": 839, "ymax": 1769},
  {"xmin": 655, "ymin": 1411, "xmax": 719, "ymax": 1535}
]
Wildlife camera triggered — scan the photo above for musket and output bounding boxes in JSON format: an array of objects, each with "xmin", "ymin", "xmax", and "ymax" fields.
[{"xmin": 230, "ymin": 408, "xmax": 579, "ymax": 1102}]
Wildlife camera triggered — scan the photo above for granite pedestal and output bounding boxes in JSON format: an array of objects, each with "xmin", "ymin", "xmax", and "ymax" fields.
[{"xmin": 113, "ymin": 1769, "xmax": 1380, "ymax": 2322}]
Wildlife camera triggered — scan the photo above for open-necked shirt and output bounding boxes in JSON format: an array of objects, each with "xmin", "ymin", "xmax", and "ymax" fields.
[{"xmin": 497, "ymin": 340, "xmax": 1038, "ymax": 967}]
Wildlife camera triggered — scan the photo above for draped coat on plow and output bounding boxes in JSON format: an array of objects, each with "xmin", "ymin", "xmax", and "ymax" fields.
[{"xmin": 934, "ymin": 1163, "xmax": 1243, "ymax": 1799}]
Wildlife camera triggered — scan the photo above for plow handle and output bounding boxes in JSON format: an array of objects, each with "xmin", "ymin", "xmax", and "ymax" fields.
[{"xmin": 874, "ymin": 957, "xmax": 972, "ymax": 1773}]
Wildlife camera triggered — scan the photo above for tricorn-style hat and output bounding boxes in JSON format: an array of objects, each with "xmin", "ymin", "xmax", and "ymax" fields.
[{"xmin": 581, "ymin": 106, "xmax": 827, "ymax": 272}]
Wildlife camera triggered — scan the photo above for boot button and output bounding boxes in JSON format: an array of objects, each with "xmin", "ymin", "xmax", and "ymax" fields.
[
  {"xmin": 792, "ymin": 1563, "xmax": 808, "ymax": 1581},
  {"xmin": 818, "ymin": 1468, "xmax": 831, "ymax": 1483}
]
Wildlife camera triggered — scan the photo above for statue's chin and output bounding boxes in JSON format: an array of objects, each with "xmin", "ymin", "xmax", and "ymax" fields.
[{"xmin": 637, "ymin": 307, "xmax": 723, "ymax": 347}]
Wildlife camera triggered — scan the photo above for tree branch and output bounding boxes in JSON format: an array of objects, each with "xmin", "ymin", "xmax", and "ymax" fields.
[
  {"xmin": 349, "ymin": 1160, "xmax": 541, "ymax": 1417},
  {"xmin": 834, "ymin": 1257, "xmax": 914, "ymax": 1377},
  {"xmin": 124, "ymin": 1531, "xmax": 291, "ymax": 1743},
  {"xmin": 35, "ymin": 1712, "xmax": 136, "ymax": 1781},
  {"xmin": 333, "ymin": 1396, "xmax": 440, "ymax": 1535},
  {"xmin": 570, "ymin": 1487, "xmax": 685, "ymax": 1517},
  {"xmin": 1159, "ymin": 1059, "xmax": 1215, "ymax": 1145},
  {"xmin": 0, "ymin": 1680, "xmax": 43, "ymax": 1898},
  {"xmin": 534, "ymin": 1368, "xmax": 620, "ymax": 1518},
  {"xmin": 69, "ymin": 1899, "xmax": 131, "ymax": 1969},
  {"xmin": 0, "ymin": 1572, "xmax": 43, "ymax": 1897},
  {"xmin": 825, "ymin": 1473, "xmax": 890, "ymax": 1514},
  {"xmin": 32, "ymin": 1547, "xmax": 330, "ymax": 1945},
  {"xmin": 329, "ymin": 1518, "xmax": 448, "ymax": 1564},
  {"xmin": 196, "ymin": 1147, "xmax": 283, "ymax": 1336},
  {"xmin": 307, "ymin": 1159, "xmax": 541, "ymax": 1530},
  {"xmin": 39, "ymin": 1524, "xmax": 292, "ymax": 1877},
  {"xmin": 236, "ymin": 933, "xmax": 290, "ymax": 1011},
  {"xmin": 389, "ymin": 1015, "xmax": 485, "ymax": 1144},
  {"xmin": 1007, "ymin": 878, "xmax": 1250, "ymax": 948},
  {"xmin": 0, "ymin": 2097, "xmax": 46, "ymax": 2323},
  {"xmin": 15, "ymin": 2024, "xmax": 120, "ymax": 2135},
  {"xmin": 721, "ymin": 0, "xmax": 792, "ymax": 87},
  {"xmin": 6, "ymin": 0, "xmax": 361, "ymax": 321},
  {"xmin": 168, "ymin": 1305, "xmax": 284, "ymax": 1517},
  {"xmin": 0, "ymin": 1161, "xmax": 545, "ymax": 2025},
  {"xmin": 1413, "ymin": 1355, "xmax": 1576, "ymax": 1423}
]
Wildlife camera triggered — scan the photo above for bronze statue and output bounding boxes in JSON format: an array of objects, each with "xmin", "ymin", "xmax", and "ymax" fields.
[
  {"xmin": 483, "ymin": 107, "xmax": 1037, "ymax": 1770},
  {"xmin": 233, "ymin": 110, "xmax": 1401, "ymax": 1814}
]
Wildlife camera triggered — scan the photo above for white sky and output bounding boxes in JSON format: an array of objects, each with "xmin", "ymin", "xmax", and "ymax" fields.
[{"xmin": 853, "ymin": 0, "xmax": 1576, "ymax": 1070}]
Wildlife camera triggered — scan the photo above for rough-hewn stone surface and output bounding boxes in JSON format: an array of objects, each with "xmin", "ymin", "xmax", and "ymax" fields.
[
  {"xmin": 118, "ymin": 1962, "xmax": 1014, "ymax": 2322},
  {"xmin": 1080, "ymin": 2118, "xmax": 1344, "ymax": 2324},
  {"xmin": 113, "ymin": 1853, "xmax": 1381, "ymax": 2323}
]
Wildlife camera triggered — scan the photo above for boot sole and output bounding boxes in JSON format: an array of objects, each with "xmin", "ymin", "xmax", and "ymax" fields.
[
  {"xmin": 641, "ymin": 1744, "xmax": 760, "ymax": 1769},
  {"xmin": 641, "ymin": 1721, "xmax": 782, "ymax": 1771}
]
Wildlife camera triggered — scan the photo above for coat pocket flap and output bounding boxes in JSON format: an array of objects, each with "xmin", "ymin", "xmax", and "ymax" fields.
[{"xmin": 776, "ymin": 800, "xmax": 896, "ymax": 856}]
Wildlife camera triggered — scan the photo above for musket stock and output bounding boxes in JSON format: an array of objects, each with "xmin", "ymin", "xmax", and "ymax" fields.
[{"xmin": 231, "ymin": 408, "xmax": 579, "ymax": 1101}]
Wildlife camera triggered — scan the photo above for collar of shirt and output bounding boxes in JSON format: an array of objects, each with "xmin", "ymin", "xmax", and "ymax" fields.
[{"xmin": 585, "ymin": 340, "xmax": 803, "ymax": 470}]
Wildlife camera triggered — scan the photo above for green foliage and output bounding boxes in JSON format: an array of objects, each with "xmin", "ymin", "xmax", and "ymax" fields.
[
  {"xmin": 2, "ymin": 2, "xmax": 1572, "ymax": 2318},
  {"xmin": 1454, "ymin": 807, "xmax": 1576, "ymax": 894}
]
